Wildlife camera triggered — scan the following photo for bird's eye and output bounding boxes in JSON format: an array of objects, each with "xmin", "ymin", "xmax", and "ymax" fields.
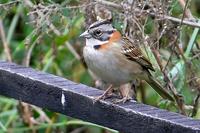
[{"xmin": 94, "ymin": 30, "xmax": 102, "ymax": 37}]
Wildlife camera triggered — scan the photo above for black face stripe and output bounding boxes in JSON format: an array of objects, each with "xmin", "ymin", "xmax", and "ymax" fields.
[
  {"xmin": 89, "ymin": 29, "xmax": 114, "ymax": 35},
  {"xmin": 89, "ymin": 19, "xmax": 112, "ymax": 29},
  {"xmin": 90, "ymin": 30, "xmax": 115, "ymax": 41},
  {"xmin": 92, "ymin": 30, "xmax": 115, "ymax": 49},
  {"xmin": 93, "ymin": 45, "xmax": 101, "ymax": 49}
]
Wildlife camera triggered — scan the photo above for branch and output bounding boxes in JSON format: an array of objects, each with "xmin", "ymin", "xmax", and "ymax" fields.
[
  {"xmin": 191, "ymin": 93, "xmax": 200, "ymax": 117},
  {"xmin": 0, "ymin": 20, "xmax": 12, "ymax": 62},
  {"xmin": 152, "ymin": 50, "xmax": 186, "ymax": 115},
  {"xmin": 178, "ymin": 0, "xmax": 195, "ymax": 19},
  {"xmin": 0, "ymin": 0, "xmax": 20, "ymax": 7},
  {"xmin": 95, "ymin": 0, "xmax": 200, "ymax": 28}
]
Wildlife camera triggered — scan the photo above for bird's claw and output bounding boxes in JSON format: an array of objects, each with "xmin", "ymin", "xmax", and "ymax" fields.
[{"xmin": 113, "ymin": 96, "xmax": 132, "ymax": 104}]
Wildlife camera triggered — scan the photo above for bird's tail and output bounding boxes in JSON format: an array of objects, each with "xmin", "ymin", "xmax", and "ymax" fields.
[{"xmin": 146, "ymin": 75, "xmax": 174, "ymax": 102}]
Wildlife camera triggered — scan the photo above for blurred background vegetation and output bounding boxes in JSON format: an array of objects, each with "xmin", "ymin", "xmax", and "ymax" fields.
[{"xmin": 0, "ymin": 0, "xmax": 200, "ymax": 132}]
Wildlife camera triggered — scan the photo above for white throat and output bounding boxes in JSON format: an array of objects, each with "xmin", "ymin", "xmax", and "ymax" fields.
[{"xmin": 86, "ymin": 38, "xmax": 108, "ymax": 48}]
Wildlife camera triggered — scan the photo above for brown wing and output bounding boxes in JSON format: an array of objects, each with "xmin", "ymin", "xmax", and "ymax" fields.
[{"xmin": 121, "ymin": 37, "xmax": 155, "ymax": 71}]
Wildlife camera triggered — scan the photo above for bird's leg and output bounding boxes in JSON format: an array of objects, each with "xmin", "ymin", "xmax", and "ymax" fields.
[
  {"xmin": 130, "ymin": 80, "xmax": 137, "ymax": 101},
  {"xmin": 95, "ymin": 80, "xmax": 113, "ymax": 96},
  {"xmin": 114, "ymin": 83, "xmax": 132, "ymax": 104},
  {"xmin": 94, "ymin": 84, "xmax": 113, "ymax": 102}
]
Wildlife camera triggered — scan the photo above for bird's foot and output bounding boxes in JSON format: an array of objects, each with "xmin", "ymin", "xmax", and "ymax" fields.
[
  {"xmin": 93, "ymin": 84, "xmax": 113, "ymax": 103},
  {"xmin": 113, "ymin": 96, "xmax": 132, "ymax": 104}
]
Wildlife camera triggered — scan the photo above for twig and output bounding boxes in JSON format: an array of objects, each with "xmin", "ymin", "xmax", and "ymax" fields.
[
  {"xmin": 0, "ymin": 20, "xmax": 12, "ymax": 62},
  {"xmin": 163, "ymin": 42, "xmax": 176, "ymax": 72},
  {"xmin": 23, "ymin": 35, "xmax": 41, "ymax": 67},
  {"xmin": 163, "ymin": 0, "xmax": 190, "ymax": 63},
  {"xmin": 171, "ymin": 0, "xmax": 190, "ymax": 61},
  {"xmin": 191, "ymin": 93, "xmax": 200, "ymax": 117},
  {"xmin": 165, "ymin": 0, "xmax": 191, "ymax": 79},
  {"xmin": 152, "ymin": 50, "xmax": 186, "ymax": 115},
  {"xmin": 187, "ymin": 77, "xmax": 200, "ymax": 83},
  {"xmin": 46, "ymin": 21, "xmax": 81, "ymax": 60},
  {"xmin": 24, "ymin": 1, "xmax": 82, "ymax": 61},
  {"xmin": 191, "ymin": 52, "xmax": 200, "ymax": 60},
  {"xmin": 177, "ymin": 0, "xmax": 191, "ymax": 58},
  {"xmin": 31, "ymin": 105, "xmax": 51, "ymax": 123},
  {"xmin": 170, "ymin": 0, "xmax": 197, "ymax": 60},
  {"xmin": 95, "ymin": 0, "xmax": 122, "ymax": 10},
  {"xmin": 159, "ymin": 15, "xmax": 199, "ymax": 28},
  {"xmin": 62, "ymin": 2, "xmax": 97, "ymax": 9},
  {"xmin": 178, "ymin": 0, "xmax": 195, "ymax": 19},
  {"xmin": 95, "ymin": 0, "xmax": 200, "ymax": 28},
  {"xmin": 156, "ymin": 0, "xmax": 191, "ymax": 115},
  {"xmin": 18, "ymin": 102, "xmax": 36, "ymax": 133},
  {"xmin": 179, "ymin": 0, "xmax": 190, "ymax": 25},
  {"xmin": 0, "ymin": 0, "xmax": 20, "ymax": 7}
]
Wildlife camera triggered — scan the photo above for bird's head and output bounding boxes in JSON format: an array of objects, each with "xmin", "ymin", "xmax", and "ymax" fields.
[{"xmin": 80, "ymin": 19, "xmax": 121, "ymax": 49}]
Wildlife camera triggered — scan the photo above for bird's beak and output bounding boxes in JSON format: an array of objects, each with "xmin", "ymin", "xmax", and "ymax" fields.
[{"xmin": 80, "ymin": 30, "xmax": 91, "ymax": 38}]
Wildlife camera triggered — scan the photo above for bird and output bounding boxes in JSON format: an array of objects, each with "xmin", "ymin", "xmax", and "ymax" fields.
[{"xmin": 80, "ymin": 19, "xmax": 174, "ymax": 103}]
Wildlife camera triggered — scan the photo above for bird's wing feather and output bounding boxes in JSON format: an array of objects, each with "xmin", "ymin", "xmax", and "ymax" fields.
[
  {"xmin": 121, "ymin": 37, "xmax": 154, "ymax": 71},
  {"xmin": 120, "ymin": 37, "xmax": 174, "ymax": 101}
]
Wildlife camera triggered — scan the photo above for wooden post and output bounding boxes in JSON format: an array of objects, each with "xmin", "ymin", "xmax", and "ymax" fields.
[{"xmin": 0, "ymin": 61, "xmax": 199, "ymax": 133}]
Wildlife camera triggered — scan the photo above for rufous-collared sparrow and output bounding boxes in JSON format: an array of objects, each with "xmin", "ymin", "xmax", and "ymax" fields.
[{"xmin": 80, "ymin": 19, "xmax": 174, "ymax": 102}]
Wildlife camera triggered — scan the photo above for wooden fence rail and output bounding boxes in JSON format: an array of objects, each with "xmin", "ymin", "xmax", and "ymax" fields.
[{"xmin": 0, "ymin": 61, "xmax": 200, "ymax": 133}]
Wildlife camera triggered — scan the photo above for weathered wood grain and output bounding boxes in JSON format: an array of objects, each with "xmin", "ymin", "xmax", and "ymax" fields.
[{"xmin": 0, "ymin": 61, "xmax": 199, "ymax": 133}]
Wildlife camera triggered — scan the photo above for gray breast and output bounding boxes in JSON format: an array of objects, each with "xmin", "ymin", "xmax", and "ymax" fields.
[{"xmin": 83, "ymin": 46, "xmax": 133, "ymax": 86}]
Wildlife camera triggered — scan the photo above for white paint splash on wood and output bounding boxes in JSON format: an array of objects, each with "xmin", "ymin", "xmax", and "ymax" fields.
[{"xmin": 61, "ymin": 91, "xmax": 65, "ymax": 108}]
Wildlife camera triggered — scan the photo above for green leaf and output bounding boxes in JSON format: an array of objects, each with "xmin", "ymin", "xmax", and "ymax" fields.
[
  {"xmin": 144, "ymin": 17, "xmax": 154, "ymax": 34},
  {"xmin": 6, "ymin": 4, "xmax": 23, "ymax": 44}
]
